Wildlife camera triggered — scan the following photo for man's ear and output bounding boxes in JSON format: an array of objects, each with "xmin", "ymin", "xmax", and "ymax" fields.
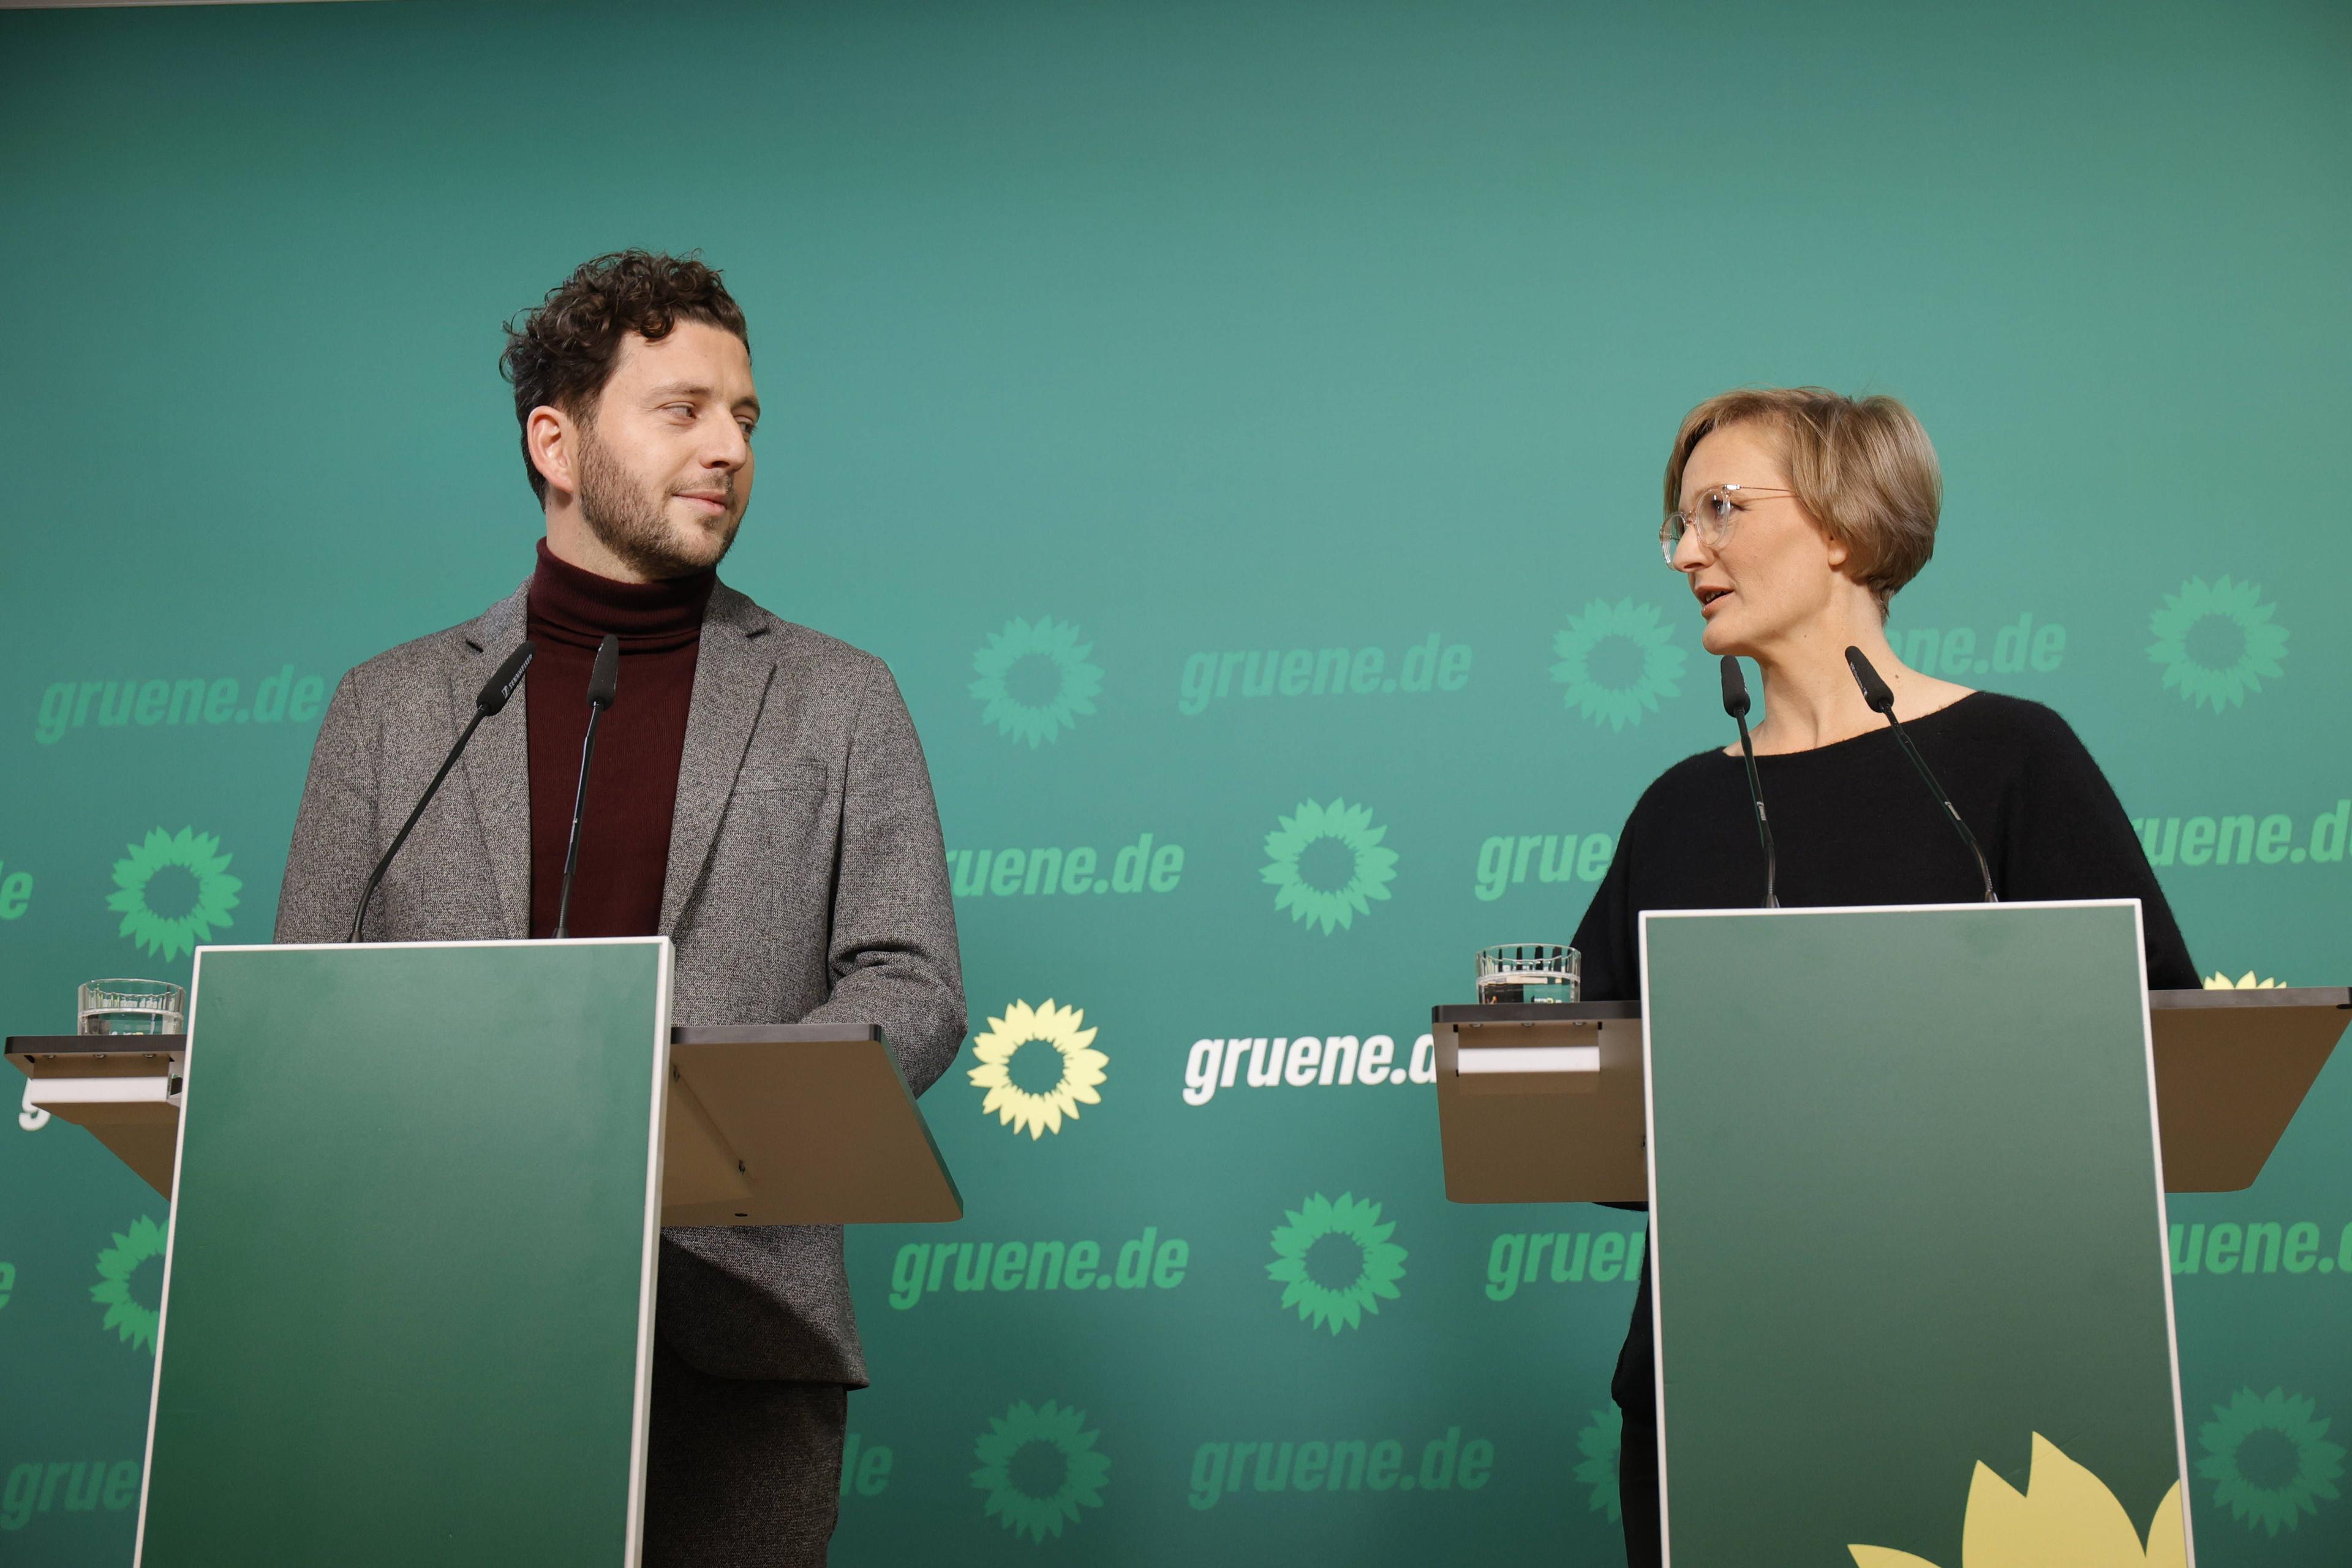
[{"xmin": 526, "ymin": 405, "xmax": 577, "ymax": 500}]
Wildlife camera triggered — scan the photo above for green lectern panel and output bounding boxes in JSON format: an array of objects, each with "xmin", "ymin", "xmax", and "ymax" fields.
[
  {"xmin": 140, "ymin": 940, "xmax": 669, "ymax": 1568},
  {"xmin": 1640, "ymin": 903, "xmax": 2188, "ymax": 1568}
]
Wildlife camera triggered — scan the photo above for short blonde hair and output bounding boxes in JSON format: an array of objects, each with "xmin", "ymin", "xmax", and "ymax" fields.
[{"xmin": 1665, "ymin": 386, "xmax": 1941, "ymax": 612}]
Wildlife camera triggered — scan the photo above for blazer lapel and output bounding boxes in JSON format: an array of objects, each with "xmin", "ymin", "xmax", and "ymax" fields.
[
  {"xmin": 662, "ymin": 586, "xmax": 774, "ymax": 934},
  {"xmin": 454, "ymin": 587, "xmax": 534, "ymax": 939}
]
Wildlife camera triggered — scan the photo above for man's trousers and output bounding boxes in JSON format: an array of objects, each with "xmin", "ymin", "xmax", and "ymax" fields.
[{"xmin": 642, "ymin": 1338, "xmax": 848, "ymax": 1566}]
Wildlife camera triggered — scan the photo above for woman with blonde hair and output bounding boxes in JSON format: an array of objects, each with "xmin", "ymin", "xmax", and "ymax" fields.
[{"xmin": 1567, "ymin": 386, "xmax": 2198, "ymax": 1563}]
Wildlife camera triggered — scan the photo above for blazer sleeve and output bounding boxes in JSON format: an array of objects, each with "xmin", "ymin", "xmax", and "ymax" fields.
[
  {"xmin": 796, "ymin": 659, "xmax": 968, "ymax": 1097},
  {"xmin": 274, "ymin": 669, "xmax": 380, "ymax": 944}
]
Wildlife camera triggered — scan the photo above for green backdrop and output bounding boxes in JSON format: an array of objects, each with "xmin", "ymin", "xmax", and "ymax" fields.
[{"xmin": 2, "ymin": 1, "xmax": 2346, "ymax": 1562}]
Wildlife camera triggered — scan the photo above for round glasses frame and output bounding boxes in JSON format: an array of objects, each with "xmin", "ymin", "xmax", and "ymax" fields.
[{"xmin": 1659, "ymin": 484, "xmax": 1795, "ymax": 565}]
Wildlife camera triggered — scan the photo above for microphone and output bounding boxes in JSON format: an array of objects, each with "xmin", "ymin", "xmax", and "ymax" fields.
[
  {"xmin": 1842, "ymin": 646, "xmax": 1997, "ymax": 903},
  {"xmin": 1719, "ymin": 655, "xmax": 1778, "ymax": 908},
  {"xmin": 349, "ymin": 641, "xmax": 535, "ymax": 942},
  {"xmin": 552, "ymin": 633, "xmax": 620, "ymax": 940}
]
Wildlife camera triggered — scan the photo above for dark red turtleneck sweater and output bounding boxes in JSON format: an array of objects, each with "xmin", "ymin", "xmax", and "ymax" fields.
[{"xmin": 525, "ymin": 541, "xmax": 717, "ymax": 939}]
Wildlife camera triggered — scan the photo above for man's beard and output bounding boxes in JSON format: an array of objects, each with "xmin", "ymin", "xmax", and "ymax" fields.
[{"xmin": 575, "ymin": 421, "xmax": 741, "ymax": 580}]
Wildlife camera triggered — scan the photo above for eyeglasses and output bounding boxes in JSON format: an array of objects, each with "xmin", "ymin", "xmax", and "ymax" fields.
[{"xmin": 1659, "ymin": 484, "xmax": 1795, "ymax": 565}]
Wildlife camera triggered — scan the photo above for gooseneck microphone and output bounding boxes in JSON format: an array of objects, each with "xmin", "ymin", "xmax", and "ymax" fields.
[
  {"xmin": 349, "ymin": 640, "xmax": 535, "ymax": 942},
  {"xmin": 1719, "ymin": 655, "xmax": 1779, "ymax": 908},
  {"xmin": 1843, "ymin": 646, "xmax": 1997, "ymax": 903},
  {"xmin": 552, "ymin": 633, "xmax": 620, "ymax": 940}
]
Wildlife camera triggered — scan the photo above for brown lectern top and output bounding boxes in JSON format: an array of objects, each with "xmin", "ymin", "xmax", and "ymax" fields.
[
  {"xmin": 6, "ymin": 1022, "xmax": 960, "ymax": 1227},
  {"xmin": 1432, "ymin": 986, "xmax": 2350, "ymax": 1202}
]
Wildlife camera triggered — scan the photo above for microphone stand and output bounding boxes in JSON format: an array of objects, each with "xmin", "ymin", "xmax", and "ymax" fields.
[
  {"xmin": 553, "ymin": 634, "xmax": 620, "ymax": 940},
  {"xmin": 1843, "ymin": 646, "xmax": 1997, "ymax": 903},
  {"xmin": 1719, "ymin": 655, "xmax": 1779, "ymax": 908},
  {"xmin": 350, "ymin": 641, "xmax": 535, "ymax": 943}
]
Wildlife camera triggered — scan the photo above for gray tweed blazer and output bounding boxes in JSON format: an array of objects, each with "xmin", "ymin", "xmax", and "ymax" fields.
[{"xmin": 274, "ymin": 580, "xmax": 966, "ymax": 1387}]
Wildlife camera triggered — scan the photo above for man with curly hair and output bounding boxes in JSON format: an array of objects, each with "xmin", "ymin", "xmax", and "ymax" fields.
[{"xmin": 276, "ymin": 251, "xmax": 966, "ymax": 1564}]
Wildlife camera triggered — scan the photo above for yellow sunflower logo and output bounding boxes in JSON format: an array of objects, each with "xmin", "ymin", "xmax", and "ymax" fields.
[
  {"xmin": 1849, "ymin": 1433, "xmax": 2183, "ymax": 1567},
  {"xmin": 967, "ymin": 999, "xmax": 1106, "ymax": 1139},
  {"xmin": 2203, "ymin": 970, "xmax": 2283, "ymax": 990}
]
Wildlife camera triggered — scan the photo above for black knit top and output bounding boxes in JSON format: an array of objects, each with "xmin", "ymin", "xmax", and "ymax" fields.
[
  {"xmin": 1577, "ymin": 691, "xmax": 2199, "ymax": 1564},
  {"xmin": 1570, "ymin": 692, "xmax": 2198, "ymax": 996}
]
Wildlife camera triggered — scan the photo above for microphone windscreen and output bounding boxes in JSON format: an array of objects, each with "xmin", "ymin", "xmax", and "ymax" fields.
[
  {"xmin": 476, "ymin": 640, "xmax": 535, "ymax": 716},
  {"xmin": 1843, "ymin": 646, "xmax": 1895, "ymax": 713},
  {"xmin": 587, "ymin": 633, "xmax": 620, "ymax": 709},
  {"xmin": 1718, "ymin": 654, "xmax": 1751, "ymax": 719}
]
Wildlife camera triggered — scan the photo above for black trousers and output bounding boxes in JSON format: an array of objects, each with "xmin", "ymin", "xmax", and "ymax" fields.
[
  {"xmin": 1612, "ymin": 1246, "xmax": 1662, "ymax": 1568},
  {"xmin": 642, "ymin": 1340, "xmax": 848, "ymax": 1567}
]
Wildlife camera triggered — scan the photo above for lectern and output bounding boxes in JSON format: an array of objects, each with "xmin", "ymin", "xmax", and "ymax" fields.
[
  {"xmin": 1432, "ymin": 901, "xmax": 2350, "ymax": 1568},
  {"xmin": 6, "ymin": 938, "xmax": 960, "ymax": 1568}
]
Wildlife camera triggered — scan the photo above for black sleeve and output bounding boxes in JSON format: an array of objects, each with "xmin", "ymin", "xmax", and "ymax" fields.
[
  {"xmin": 1574, "ymin": 799, "xmax": 1648, "ymax": 1211},
  {"xmin": 1571, "ymin": 803, "xmax": 1642, "ymax": 1003},
  {"xmin": 2005, "ymin": 706, "xmax": 2200, "ymax": 989}
]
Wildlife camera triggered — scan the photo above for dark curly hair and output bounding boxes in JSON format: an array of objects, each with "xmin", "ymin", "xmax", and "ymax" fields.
[{"xmin": 500, "ymin": 250, "xmax": 751, "ymax": 502}]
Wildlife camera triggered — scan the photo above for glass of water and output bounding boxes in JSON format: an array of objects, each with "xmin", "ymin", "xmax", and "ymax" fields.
[
  {"xmin": 77, "ymin": 979, "xmax": 186, "ymax": 1035},
  {"xmin": 1474, "ymin": 943, "xmax": 1580, "ymax": 1004}
]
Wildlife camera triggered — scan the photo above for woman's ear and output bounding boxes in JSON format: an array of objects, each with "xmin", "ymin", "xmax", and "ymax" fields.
[{"xmin": 1823, "ymin": 532, "xmax": 1850, "ymax": 570}]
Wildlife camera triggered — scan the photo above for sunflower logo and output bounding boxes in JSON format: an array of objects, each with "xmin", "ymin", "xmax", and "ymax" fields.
[
  {"xmin": 1574, "ymin": 1407, "xmax": 1622, "ymax": 1523},
  {"xmin": 970, "ymin": 616, "xmax": 1104, "ymax": 747},
  {"xmin": 91, "ymin": 1215, "xmax": 168, "ymax": 1353},
  {"xmin": 1261, "ymin": 798, "xmax": 1398, "ymax": 935},
  {"xmin": 1850, "ymin": 1433, "xmax": 2182, "ymax": 1567},
  {"xmin": 967, "ymin": 999, "xmax": 1107, "ymax": 1139},
  {"xmin": 1550, "ymin": 598, "xmax": 1687, "ymax": 731},
  {"xmin": 2147, "ymin": 576, "xmax": 2288, "ymax": 712},
  {"xmin": 970, "ymin": 1400, "xmax": 1112, "ymax": 1542},
  {"xmin": 108, "ymin": 827, "xmax": 242, "ymax": 960},
  {"xmin": 2204, "ymin": 970, "xmax": 2284, "ymax": 990},
  {"xmin": 2196, "ymin": 1386, "xmax": 2345, "ymax": 1536},
  {"xmin": 1266, "ymin": 1191, "xmax": 1408, "ymax": 1334}
]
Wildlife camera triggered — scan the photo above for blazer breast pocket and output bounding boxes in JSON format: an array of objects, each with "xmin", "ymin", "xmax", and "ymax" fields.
[
  {"xmin": 738, "ymin": 758, "xmax": 830, "ymax": 798},
  {"xmin": 734, "ymin": 760, "xmax": 833, "ymax": 865}
]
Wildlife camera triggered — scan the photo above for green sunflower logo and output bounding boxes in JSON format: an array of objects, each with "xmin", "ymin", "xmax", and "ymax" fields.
[
  {"xmin": 970, "ymin": 617, "xmax": 1104, "ymax": 747},
  {"xmin": 970, "ymin": 1400, "xmax": 1112, "ymax": 1542},
  {"xmin": 2196, "ymin": 1386, "xmax": 2345, "ymax": 1535},
  {"xmin": 1261, "ymin": 798, "xmax": 1398, "ymax": 935},
  {"xmin": 1266, "ymin": 1191, "xmax": 1408, "ymax": 1334},
  {"xmin": 2147, "ymin": 576, "xmax": 2288, "ymax": 712},
  {"xmin": 1550, "ymin": 598, "xmax": 1687, "ymax": 731},
  {"xmin": 1574, "ymin": 1406, "xmax": 1622, "ymax": 1523},
  {"xmin": 92, "ymin": 1215, "xmax": 168, "ymax": 1352},
  {"xmin": 108, "ymin": 827, "xmax": 242, "ymax": 959}
]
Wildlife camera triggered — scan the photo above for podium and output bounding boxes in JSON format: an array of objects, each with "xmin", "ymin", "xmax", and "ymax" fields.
[
  {"xmin": 6, "ymin": 938, "xmax": 960, "ymax": 1567},
  {"xmin": 1431, "ymin": 902, "xmax": 2350, "ymax": 1567}
]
